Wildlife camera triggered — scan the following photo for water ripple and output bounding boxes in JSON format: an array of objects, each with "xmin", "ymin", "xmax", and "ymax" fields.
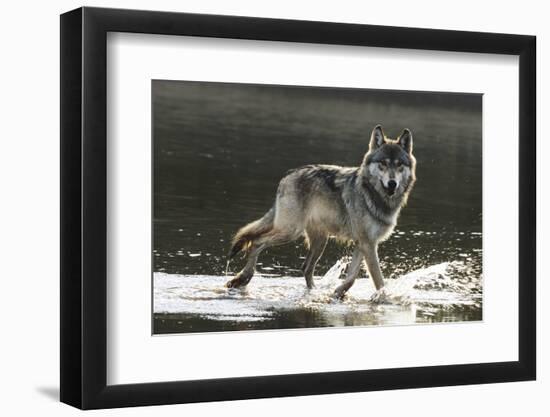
[{"xmin": 154, "ymin": 257, "xmax": 482, "ymax": 332}]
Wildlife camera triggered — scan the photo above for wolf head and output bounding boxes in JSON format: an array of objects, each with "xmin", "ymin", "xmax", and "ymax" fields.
[{"xmin": 361, "ymin": 125, "xmax": 416, "ymax": 203}]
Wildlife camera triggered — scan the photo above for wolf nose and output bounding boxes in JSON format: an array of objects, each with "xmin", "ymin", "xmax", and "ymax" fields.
[{"xmin": 387, "ymin": 180, "xmax": 397, "ymax": 190}]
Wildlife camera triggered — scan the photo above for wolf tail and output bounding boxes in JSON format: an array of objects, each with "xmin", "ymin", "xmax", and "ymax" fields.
[{"xmin": 229, "ymin": 207, "xmax": 275, "ymax": 259}]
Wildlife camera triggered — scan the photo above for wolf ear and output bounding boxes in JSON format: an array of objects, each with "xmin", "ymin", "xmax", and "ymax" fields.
[
  {"xmin": 369, "ymin": 125, "xmax": 386, "ymax": 150},
  {"xmin": 398, "ymin": 129, "xmax": 413, "ymax": 154}
]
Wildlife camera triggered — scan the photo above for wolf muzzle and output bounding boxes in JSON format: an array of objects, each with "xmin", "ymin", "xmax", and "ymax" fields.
[{"xmin": 386, "ymin": 180, "xmax": 397, "ymax": 196}]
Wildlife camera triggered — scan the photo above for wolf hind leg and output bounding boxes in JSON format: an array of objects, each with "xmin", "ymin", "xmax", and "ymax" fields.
[
  {"xmin": 225, "ymin": 229, "xmax": 299, "ymax": 288},
  {"xmin": 301, "ymin": 230, "xmax": 328, "ymax": 289},
  {"xmin": 333, "ymin": 247, "xmax": 364, "ymax": 299},
  {"xmin": 226, "ymin": 243, "xmax": 265, "ymax": 288}
]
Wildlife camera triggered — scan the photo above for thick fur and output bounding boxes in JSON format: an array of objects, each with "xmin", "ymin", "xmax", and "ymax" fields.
[
  {"xmin": 226, "ymin": 125, "xmax": 416, "ymax": 297},
  {"xmin": 229, "ymin": 208, "xmax": 275, "ymax": 259}
]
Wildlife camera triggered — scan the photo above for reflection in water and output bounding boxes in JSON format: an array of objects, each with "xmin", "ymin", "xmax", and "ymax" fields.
[
  {"xmin": 153, "ymin": 81, "xmax": 482, "ymax": 334},
  {"xmin": 154, "ymin": 255, "xmax": 482, "ymax": 334}
]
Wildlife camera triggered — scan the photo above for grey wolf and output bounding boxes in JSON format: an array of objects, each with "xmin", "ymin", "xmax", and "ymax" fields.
[{"xmin": 226, "ymin": 125, "xmax": 416, "ymax": 298}]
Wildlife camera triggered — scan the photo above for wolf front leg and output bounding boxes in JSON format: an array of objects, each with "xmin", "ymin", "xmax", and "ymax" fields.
[
  {"xmin": 333, "ymin": 247, "xmax": 364, "ymax": 299},
  {"xmin": 362, "ymin": 243, "xmax": 385, "ymax": 290}
]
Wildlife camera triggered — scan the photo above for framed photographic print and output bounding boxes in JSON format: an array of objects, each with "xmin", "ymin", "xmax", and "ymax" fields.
[{"xmin": 60, "ymin": 6, "xmax": 536, "ymax": 409}]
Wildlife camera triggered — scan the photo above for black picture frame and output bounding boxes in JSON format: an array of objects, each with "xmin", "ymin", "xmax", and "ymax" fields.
[{"xmin": 60, "ymin": 6, "xmax": 536, "ymax": 410}]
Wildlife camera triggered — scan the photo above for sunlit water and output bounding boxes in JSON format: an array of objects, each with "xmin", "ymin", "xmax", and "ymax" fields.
[{"xmin": 154, "ymin": 254, "xmax": 482, "ymax": 334}]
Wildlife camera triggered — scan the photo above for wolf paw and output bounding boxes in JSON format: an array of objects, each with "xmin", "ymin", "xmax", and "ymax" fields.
[
  {"xmin": 332, "ymin": 286, "xmax": 348, "ymax": 301},
  {"xmin": 224, "ymin": 278, "xmax": 240, "ymax": 288},
  {"xmin": 369, "ymin": 287, "xmax": 389, "ymax": 303},
  {"xmin": 225, "ymin": 271, "xmax": 253, "ymax": 288}
]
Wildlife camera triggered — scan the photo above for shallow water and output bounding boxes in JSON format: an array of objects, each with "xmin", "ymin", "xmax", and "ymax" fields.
[
  {"xmin": 154, "ymin": 254, "xmax": 482, "ymax": 334},
  {"xmin": 152, "ymin": 81, "xmax": 482, "ymax": 334}
]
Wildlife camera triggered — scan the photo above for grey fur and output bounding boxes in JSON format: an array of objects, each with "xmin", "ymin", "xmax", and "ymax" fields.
[{"xmin": 226, "ymin": 125, "xmax": 416, "ymax": 298}]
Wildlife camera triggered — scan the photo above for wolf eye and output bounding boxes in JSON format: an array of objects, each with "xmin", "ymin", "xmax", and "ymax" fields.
[{"xmin": 378, "ymin": 162, "xmax": 387, "ymax": 170}]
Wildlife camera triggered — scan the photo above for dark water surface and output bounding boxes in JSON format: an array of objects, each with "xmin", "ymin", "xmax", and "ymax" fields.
[{"xmin": 153, "ymin": 81, "xmax": 482, "ymax": 334}]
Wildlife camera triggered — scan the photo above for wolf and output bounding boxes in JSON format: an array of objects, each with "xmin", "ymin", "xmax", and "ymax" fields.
[{"xmin": 226, "ymin": 125, "xmax": 416, "ymax": 298}]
